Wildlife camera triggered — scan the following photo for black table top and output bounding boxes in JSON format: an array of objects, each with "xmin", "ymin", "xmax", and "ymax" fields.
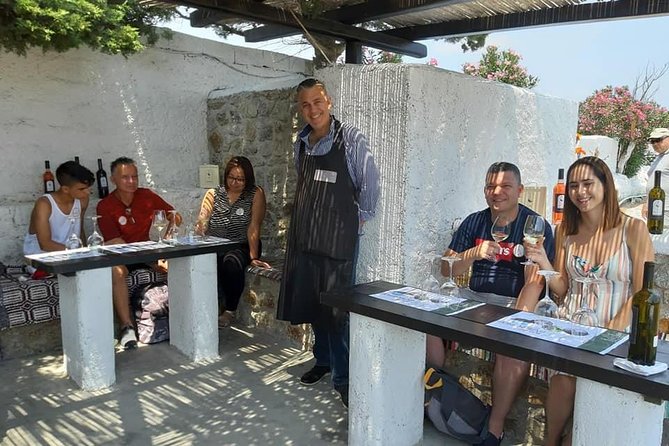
[
  {"xmin": 322, "ymin": 280, "xmax": 669, "ymax": 401},
  {"xmin": 27, "ymin": 240, "xmax": 239, "ymax": 275}
]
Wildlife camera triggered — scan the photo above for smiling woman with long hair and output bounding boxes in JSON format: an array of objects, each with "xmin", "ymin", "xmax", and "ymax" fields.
[{"xmin": 525, "ymin": 156, "xmax": 654, "ymax": 446}]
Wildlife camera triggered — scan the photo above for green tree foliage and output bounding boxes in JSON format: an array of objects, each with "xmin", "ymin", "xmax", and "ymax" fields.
[
  {"xmin": 462, "ymin": 46, "xmax": 539, "ymax": 89},
  {"xmin": 0, "ymin": 0, "xmax": 176, "ymax": 56}
]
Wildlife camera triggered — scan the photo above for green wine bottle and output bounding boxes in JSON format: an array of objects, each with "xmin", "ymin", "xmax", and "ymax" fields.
[
  {"xmin": 647, "ymin": 170, "xmax": 665, "ymax": 234},
  {"xmin": 628, "ymin": 261, "xmax": 660, "ymax": 366}
]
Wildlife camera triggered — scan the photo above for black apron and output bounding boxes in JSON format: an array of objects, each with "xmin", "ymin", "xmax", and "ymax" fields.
[{"xmin": 277, "ymin": 119, "xmax": 359, "ymax": 324}]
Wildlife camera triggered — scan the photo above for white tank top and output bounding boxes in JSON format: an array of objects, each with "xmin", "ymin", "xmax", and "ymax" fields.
[{"xmin": 23, "ymin": 194, "xmax": 82, "ymax": 255}]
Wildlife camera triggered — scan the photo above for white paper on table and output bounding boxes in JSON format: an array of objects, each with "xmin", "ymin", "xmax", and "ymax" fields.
[
  {"xmin": 99, "ymin": 241, "xmax": 170, "ymax": 254},
  {"xmin": 369, "ymin": 286, "xmax": 482, "ymax": 313},
  {"xmin": 25, "ymin": 247, "xmax": 104, "ymax": 263},
  {"xmin": 487, "ymin": 311, "xmax": 604, "ymax": 349}
]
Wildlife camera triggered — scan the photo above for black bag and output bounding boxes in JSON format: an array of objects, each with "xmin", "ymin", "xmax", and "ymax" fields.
[
  {"xmin": 132, "ymin": 282, "xmax": 169, "ymax": 344},
  {"xmin": 424, "ymin": 367, "xmax": 490, "ymax": 444}
]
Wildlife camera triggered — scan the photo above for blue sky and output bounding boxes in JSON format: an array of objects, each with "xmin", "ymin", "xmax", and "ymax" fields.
[{"xmin": 167, "ymin": 14, "xmax": 669, "ymax": 108}]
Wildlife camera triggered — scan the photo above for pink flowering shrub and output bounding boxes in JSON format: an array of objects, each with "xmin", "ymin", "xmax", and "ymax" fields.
[
  {"xmin": 578, "ymin": 86, "xmax": 669, "ymax": 175},
  {"xmin": 462, "ymin": 46, "xmax": 538, "ymax": 89}
]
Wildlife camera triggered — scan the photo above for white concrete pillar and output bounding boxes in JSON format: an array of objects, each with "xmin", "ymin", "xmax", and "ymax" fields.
[
  {"xmin": 349, "ymin": 313, "xmax": 426, "ymax": 446},
  {"xmin": 573, "ymin": 377, "xmax": 664, "ymax": 446},
  {"xmin": 58, "ymin": 267, "xmax": 115, "ymax": 390},
  {"xmin": 168, "ymin": 253, "xmax": 218, "ymax": 361}
]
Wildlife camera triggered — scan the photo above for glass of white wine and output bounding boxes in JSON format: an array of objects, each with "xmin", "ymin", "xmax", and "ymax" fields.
[
  {"xmin": 152, "ymin": 210, "xmax": 167, "ymax": 243},
  {"xmin": 521, "ymin": 215, "xmax": 544, "ymax": 266},
  {"xmin": 490, "ymin": 216, "xmax": 511, "ymax": 262}
]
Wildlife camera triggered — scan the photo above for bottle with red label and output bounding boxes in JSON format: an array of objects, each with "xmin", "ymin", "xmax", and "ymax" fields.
[
  {"xmin": 43, "ymin": 160, "xmax": 55, "ymax": 193},
  {"xmin": 552, "ymin": 168, "xmax": 565, "ymax": 224}
]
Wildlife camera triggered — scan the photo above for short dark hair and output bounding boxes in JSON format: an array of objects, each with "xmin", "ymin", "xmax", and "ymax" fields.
[
  {"xmin": 55, "ymin": 161, "xmax": 95, "ymax": 187},
  {"xmin": 561, "ymin": 156, "xmax": 621, "ymax": 236},
  {"xmin": 110, "ymin": 157, "xmax": 136, "ymax": 174},
  {"xmin": 486, "ymin": 162, "xmax": 522, "ymax": 185},
  {"xmin": 297, "ymin": 78, "xmax": 328, "ymax": 95},
  {"xmin": 224, "ymin": 156, "xmax": 256, "ymax": 191}
]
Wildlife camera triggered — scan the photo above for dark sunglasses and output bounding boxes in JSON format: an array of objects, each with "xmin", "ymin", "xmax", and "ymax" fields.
[{"xmin": 649, "ymin": 137, "xmax": 667, "ymax": 144}]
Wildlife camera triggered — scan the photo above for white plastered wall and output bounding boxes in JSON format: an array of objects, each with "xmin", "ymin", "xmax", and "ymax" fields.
[
  {"xmin": 0, "ymin": 32, "xmax": 308, "ymax": 262},
  {"xmin": 318, "ymin": 64, "xmax": 578, "ymax": 288}
]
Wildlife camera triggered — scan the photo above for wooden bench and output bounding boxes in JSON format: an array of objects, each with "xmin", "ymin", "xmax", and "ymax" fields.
[{"xmin": 0, "ymin": 265, "xmax": 166, "ymax": 359}]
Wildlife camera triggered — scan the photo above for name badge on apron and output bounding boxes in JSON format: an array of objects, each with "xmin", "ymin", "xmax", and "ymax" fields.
[{"xmin": 314, "ymin": 169, "xmax": 337, "ymax": 183}]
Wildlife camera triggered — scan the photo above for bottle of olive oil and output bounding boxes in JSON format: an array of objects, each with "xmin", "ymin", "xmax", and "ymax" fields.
[
  {"xmin": 628, "ymin": 261, "xmax": 660, "ymax": 366},
  {"xmin": 648, "ymin": 171, "xmax": 665, "ymax": 234}
]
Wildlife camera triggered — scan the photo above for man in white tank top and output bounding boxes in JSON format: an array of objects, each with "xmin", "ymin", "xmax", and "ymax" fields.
[{"xmin": 23, "ymin": 161, "xmax": 95, "ymax": 258}]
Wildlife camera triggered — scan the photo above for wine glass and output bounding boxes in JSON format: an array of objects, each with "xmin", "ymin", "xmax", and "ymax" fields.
[
  {"xmin": 534, "ymin": 270, "xmax": 560, "ymax": 329},
  {"xmin": 490, "ymin": 216, "xmax": 511, "ymax": 262},
  {"xmin": 86, "ymin": 216, "xmax": 104, "ymax": 251},
  {"xmin": 571, "ymin": 275, "xmax": 600, "ymax": 335},
  {"xmin": 521, "ymin": 215, "xmax": 545, "ymax": 266},
  {"xmin": 65, "ymin": 214, "xmax": 82, "ymax": 250},
  {"xmin": 421, "ymin": 255, "xmax": 442, "ymax": 302},
  {"xmin": 166, "ymin": 210, "xmax": 180, "ymax": 245},
  {"xmin": 152, "ymin": 210, "xmax": 167, "ymax": 243},
  {"xmin": 439, "ymin": 255, "xmax": 461, "ymax": 296},
  {"xmin": 196, "ymin": 217, "xmax": 209, "ymax": 242}
]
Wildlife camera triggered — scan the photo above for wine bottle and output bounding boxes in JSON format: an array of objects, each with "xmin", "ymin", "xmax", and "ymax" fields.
[
  {"xmin": 96, "ymin": 158, "xmax": 109, "ymax": 198},
  {"xmin": 43, "ymin": 160, "xmax": 55, "ymax": 193},
  {"xmin": 552, "ymin": 168, "xmax": 565, "ymax": 225},
  {"xmin": 628, "ymin": 261, "xmax": 660, "ymax": 366},
  {"xmin": 74, "ymin": 156, "xmax": 80, "ymax": 164},
  {"xmin": 647, "ymin": 170, "xmax": 665, "ymax": 234}
]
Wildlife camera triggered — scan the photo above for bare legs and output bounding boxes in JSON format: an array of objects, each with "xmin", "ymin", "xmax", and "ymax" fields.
[
  {"xmin": 487, "ymin": 355, "xmax": 530, "ymax": 437},
  {"xmin": 111, "ymin": 265, "xmax": 133, "ymax": 327},
  {"xmin": 545, "ymin": 374, "xmax": 575, "ymax": 446},
  {"xmin": 426, "ymin": 334, "xmax": 446, "ymax": 367}
]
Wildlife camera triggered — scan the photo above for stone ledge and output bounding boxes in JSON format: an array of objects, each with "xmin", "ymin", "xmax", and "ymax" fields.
[{"xmin": 238, "ymin": 267, "xmax": 311, "ymax": 351}]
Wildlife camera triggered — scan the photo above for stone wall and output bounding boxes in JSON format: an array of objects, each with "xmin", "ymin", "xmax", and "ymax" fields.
[{"xmin": 206, "ymin": 85, "xmax": 301, "ymax": 259}]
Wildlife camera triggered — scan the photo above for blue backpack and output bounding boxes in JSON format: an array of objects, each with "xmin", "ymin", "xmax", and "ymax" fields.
[{"xmin": 424, "ymin": 367, "xmax": 491, "ymax": 444}]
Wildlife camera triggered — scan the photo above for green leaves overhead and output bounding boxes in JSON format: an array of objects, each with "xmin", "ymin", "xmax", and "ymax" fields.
[{"xmin": 0, "ymin": 0, "xmax": 176, "ymax": 56}]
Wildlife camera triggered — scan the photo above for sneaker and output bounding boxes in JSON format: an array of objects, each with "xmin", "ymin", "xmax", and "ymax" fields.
[
  {"xmin": 120, "ymin": 326, "xmax": 138, "ymax": 350},
  {"xmin": 474, "ymin": 431, "xmax": 504, "ymax": 446},
  {"xmin": 335, "ymin": 385, "xmax": 349, "ymax": 409},
  {"xmin": 299, "ymin": 365, "xmax": 331, "ymax": 386}
]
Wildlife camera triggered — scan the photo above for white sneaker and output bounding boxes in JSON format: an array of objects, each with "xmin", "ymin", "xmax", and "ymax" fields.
[{"xmin": 120, "ymin": 326, "xmax": 138, "ymax": 350}]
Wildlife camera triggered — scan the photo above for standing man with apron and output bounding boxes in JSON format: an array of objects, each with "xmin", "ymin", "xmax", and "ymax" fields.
[{"xmin": 277, "ymin": 78, "xmax": 380, "ymax": 408}]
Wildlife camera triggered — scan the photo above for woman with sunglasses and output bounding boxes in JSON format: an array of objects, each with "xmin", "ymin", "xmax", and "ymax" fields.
[{"xmin": 197, "ymin": 156, "xmax": 271, "ymax": 328}]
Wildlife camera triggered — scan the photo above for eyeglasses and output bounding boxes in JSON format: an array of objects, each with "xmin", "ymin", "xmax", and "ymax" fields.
[
  {"xmin": 228, "ymin": 176, "xmax": 246, "ymax": 183},
  {"xmin": 650, "ymin": 137, "xmax": 667, "ymax": 144}
]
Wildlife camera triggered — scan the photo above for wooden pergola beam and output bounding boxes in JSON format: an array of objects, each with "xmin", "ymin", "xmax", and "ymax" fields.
[
  {"xmin": 240, "ymin": 0, "xmax": 471, "ymax": 42},
  {"xmin": 382, "ymin": 0, "xmax": 669, "ymax": 40},
  {"xmin": 174, "ymin": 0, "xmax": 427, "ymax": 57}
]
